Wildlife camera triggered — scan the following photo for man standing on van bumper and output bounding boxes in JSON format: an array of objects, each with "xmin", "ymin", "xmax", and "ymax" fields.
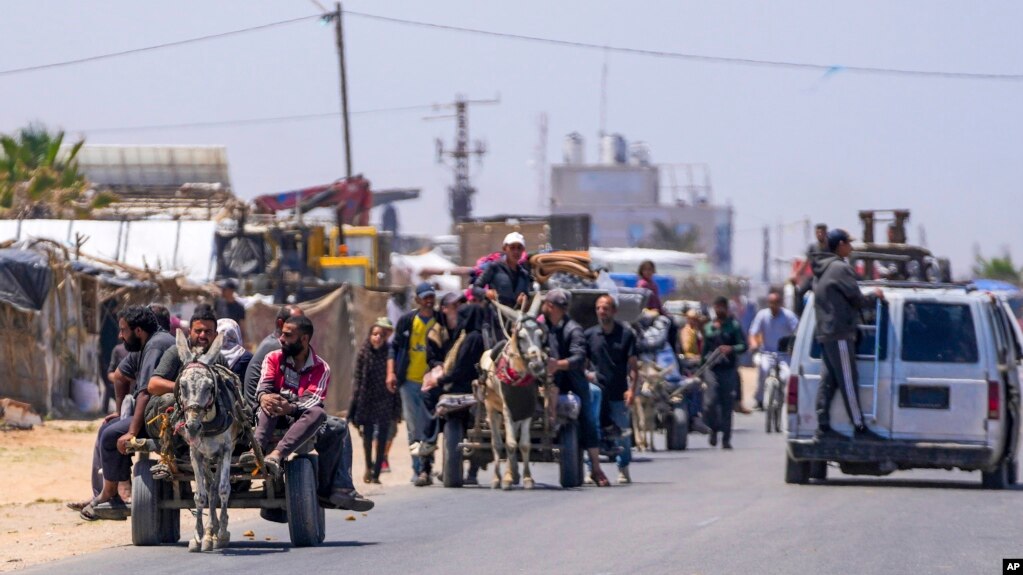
[{"xmin": 811, "ymin": 229, "xmax": 885, "ymax": 441}]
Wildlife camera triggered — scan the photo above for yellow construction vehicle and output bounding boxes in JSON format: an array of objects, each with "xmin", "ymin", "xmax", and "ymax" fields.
[{"xmin": 319, "ymin": 225, "xmax": 380, "ymax": 287}]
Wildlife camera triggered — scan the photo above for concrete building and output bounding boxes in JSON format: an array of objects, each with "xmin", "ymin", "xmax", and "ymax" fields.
[{"xmin": 550, "ymin": 134, "xmax": 733, "ymax": 273}]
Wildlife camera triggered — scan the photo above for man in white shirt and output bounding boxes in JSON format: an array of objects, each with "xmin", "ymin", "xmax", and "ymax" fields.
[{"xmin": 748, "ymin": 291, "xmax": 799, "ymax": 410}]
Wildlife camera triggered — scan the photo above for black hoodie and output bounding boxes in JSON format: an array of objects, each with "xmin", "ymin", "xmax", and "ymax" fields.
[{"xmin": 811, "ymin": 252, "xmax": 875, "ymax": 342}]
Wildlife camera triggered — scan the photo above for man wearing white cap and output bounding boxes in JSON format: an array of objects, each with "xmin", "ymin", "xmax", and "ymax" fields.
[{"xmin": 473, "ymin": 232, "xmax": 533, "ymax": 309}]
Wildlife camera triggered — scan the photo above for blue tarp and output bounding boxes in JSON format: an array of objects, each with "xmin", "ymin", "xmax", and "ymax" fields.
[{"xmin": 608, "ymin": 272, "xmax": 676, "ymax": 296}]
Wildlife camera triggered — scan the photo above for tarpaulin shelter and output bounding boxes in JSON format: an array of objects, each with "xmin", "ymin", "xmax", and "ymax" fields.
[{"xmin": 0, "ymin": 239, "xmax": 213, "ymax": 415}]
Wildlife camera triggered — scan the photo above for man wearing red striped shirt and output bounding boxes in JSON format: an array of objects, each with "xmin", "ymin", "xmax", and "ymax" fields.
[{"xmin": 254, "ymin": 315, "xmax": 329, "ymax": 474}]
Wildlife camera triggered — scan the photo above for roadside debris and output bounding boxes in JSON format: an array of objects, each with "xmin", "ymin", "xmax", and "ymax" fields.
[{"xmin": 0, "ymin": 398, "xmax": 43, "ymax": 430}]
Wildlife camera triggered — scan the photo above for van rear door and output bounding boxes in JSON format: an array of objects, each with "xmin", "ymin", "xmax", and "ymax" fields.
[
  {"xmin": 891, "ymin": 300, "xmax": 987, "ymax": 442},
  {"xmin": 799, "ymin": 296, "xmax": 894, "ymax": 437}
]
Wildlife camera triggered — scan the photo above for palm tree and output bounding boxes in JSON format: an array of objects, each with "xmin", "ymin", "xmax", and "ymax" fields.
[
  {"xmin": 643, "ymin": 220, "xmax": 703, "ymax": 253},
  {"xmin": 0, "ymin": 124, "xmax": 116, "ymax": 219},
  {"xmin": 973, "ymin": 253, "xmax": 1022, "ymax": 284}
]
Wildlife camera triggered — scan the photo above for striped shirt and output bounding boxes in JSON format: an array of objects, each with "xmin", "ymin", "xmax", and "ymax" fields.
[{"xmin": 256, "ymin": 348, "xmax": 330, "ymax": 411}]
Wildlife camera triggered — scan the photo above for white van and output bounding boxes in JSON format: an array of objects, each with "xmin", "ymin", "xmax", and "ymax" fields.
[{"xmin": 785, "ymin": 282, "xmax": 1023, "ymax": 488}]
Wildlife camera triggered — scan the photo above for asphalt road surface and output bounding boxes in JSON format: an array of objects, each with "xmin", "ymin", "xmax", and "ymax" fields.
[{"xmin": 21, "ymin": 414, "xmax": 1021, "ymax": 575}]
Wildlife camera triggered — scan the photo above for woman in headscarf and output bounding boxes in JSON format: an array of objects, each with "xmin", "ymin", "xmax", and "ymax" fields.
[
  {"xmin": 217, "ymin": 318, "xmax": 253, "ymax": 381},
  {"xmin": 350, "ymin": 318, "xmax": 399, "ymax": 484}
]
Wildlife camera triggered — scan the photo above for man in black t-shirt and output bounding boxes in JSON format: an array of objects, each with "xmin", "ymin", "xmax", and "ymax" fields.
[{"xmin": 584, "ymin": 294, "xmax": 639, "ymax": 484}]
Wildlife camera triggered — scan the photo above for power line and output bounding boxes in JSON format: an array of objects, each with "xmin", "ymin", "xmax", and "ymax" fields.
[
  {"xmin": 346, "ymin": 10, "xmax": 1023, "ymax": 82},
  {"xmin": 74, "ymin": 103, "xmax": 445, "ymax": 134},
  {"xmin": 0, "ymin": 14, "xmax": 321, "ymax": 78}
]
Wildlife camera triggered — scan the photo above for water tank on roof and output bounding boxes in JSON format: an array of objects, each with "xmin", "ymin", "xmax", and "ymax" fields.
[
  {"xmin": 629, "ymin": 141, "xmax": 651, "ymax": 166},
  {"xmin": 600, "ymin": 134, "xmax": 627, "ymax": 165},
  {"xmin": 563, "ymin": 132, "xmax": 585, "ymax": 165}
]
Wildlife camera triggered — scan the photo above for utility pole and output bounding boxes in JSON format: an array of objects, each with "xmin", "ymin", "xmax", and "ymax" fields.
[
  {"xmin": 426, "ymin": 94, "xmax": 499, "ymax": 225},
  {"xmin": 762, "ymin": 226, "xmax": 770, "ymax": 283},
  {"xmin": 326, "ymin": 3, "xmax": 352, "ymax": 178}
]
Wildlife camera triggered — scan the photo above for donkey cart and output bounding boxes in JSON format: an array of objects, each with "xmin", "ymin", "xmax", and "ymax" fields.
[
  {"xmin": 125, "ymin": 432, "xmax": 326, "ymax": 548},
  {"xmin": 445, "ymin": 385, "xmax": 585, "ymax": 489}
]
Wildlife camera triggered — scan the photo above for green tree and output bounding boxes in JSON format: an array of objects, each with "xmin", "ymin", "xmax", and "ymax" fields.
[
  {"xmin": 0, "ymin": 124, "xmax": 116, "ymax": 219},
  {"xmin": 973, "ymin": 253, "xmax": 1022, "ymax": 284},
  {"xmin": 643, "ymin": 220, "xmax": 703, "ymax": 253}
]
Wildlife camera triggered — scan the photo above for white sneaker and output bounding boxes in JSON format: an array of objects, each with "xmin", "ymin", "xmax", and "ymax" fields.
[{"xmin": 618, "ymin": 467, "xmax": 632, "ymax": 484}]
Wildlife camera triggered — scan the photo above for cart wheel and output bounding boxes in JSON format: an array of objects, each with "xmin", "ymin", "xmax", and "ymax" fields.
[
  {"xmin": 666, "ymin": 408, "xmax": 688, "ymax": 451},
  {"xmin": 131, "ymin": 460, "xmax": 161, "ymax": 546},
  {"xmin": 286, "ymin": 456, "xmax": 323, "ymax": 547},
  {"xmin": 443, "ymin": 418, "xmax": 465, "ymax": 488},
  {"xmin": 559, "ymin": 420, "xmax": 583, "ymax": 488},
  {"xmin": 158, "ymin": 480, "xmax": 181, "ymax": 543}
]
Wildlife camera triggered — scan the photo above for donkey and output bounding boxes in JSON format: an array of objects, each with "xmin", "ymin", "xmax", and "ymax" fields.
[
  {"xmin": 174, "ymin": 330, "xmax": 242, "ymax": 552},
  {"xmin": 633, "ymin": 360, "xmax": 673, "ymax": 452},
  {"xmin": 479, "ymin": 293, "xmax": 549, "ymax": 490}
]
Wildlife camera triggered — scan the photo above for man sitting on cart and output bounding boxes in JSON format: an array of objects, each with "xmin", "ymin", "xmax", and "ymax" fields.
[
  {"xmin": 149, "ymin": 309, "xmax": 373, "ymax": 512},
  {"xmin": 250, "ymin": 316, "xmax": 374, "ymax": 511}
]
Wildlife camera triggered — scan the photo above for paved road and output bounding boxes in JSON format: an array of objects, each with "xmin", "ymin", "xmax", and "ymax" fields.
[{"xmin": 22, "ymin": 414, "xmax": 1021, "ymax": 575}]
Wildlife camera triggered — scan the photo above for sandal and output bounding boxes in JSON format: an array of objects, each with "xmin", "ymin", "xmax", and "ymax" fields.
[
  {"xmin": 80, "ymin": 497, "xmax": 129, "ymax": 521},
  {"xmin": 590, "ymin": 470, "xmax": 610, "ymax": 488},
  {"xmin": 66, "ymin": 499, "xmax": 93, "ymax": 512}
]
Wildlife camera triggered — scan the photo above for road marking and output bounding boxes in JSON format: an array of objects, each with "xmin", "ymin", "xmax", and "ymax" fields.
[{"xmin": 696, "ymin": 516, "xmax": 720, "ymax": 527}]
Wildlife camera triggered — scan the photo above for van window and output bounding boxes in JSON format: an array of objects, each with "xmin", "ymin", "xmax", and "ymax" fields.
[
  {"xmin": 901, "ymin": 302, "xmax": 978, "ymax": 363},
  {"xmin": 809, "ymin": 303, "xmax": 889, "ymax": 360}
]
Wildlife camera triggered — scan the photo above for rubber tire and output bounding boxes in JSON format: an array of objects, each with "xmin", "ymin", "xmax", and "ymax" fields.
[
  {"xmin": 982, "ymin": 459, "xmax": 1009, "ymax": 490},
  {"xmin": 559, "ymin": 420, "xmax": 583, "ymax": 488},
  {"xmin": 260, "ymin": 508, "xmax": 288, "ymax": 524},
  {"xmin": 809, "ymin": 461, "xmax": 828, "ymax": 481},
  {"xmin": 1008, "ymin": 457, "xmax": 1018, "ymax": 485},
  {"xmin": 443, "ymin": 418, "xmax": 465, "ymax": 488},
  {"xmin": 784, "ymin": 452, "xmax": 810, "ymax": 485},
  {"xmin": 158, "ymin": 480, "xmax": 181, "ymax": 543},
  {"xmin": 286, "ymin": 456, "xmax": 324, "ymax": 547},
  {"xmin": 666, "ymin": 408, "xmax": 688, "ymax": 451},
  {"xmin": 131, "ymin": 461, "xmax": 161, "ymax": 546}
]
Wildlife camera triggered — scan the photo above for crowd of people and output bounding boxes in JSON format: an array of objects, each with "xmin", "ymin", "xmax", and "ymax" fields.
[{"xmin": 68, "ymin": 223, "xmax": 883, "ymax": 519}]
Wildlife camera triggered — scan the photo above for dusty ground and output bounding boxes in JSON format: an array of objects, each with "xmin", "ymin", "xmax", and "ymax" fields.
[{"xmin": 0, "ymin": 368, "xmax": 757, "ymax": 571}]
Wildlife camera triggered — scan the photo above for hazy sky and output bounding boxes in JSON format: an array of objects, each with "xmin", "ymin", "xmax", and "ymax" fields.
[{"xmin": 2, "ymin": 1, "xmax": 1021, "ymax": 279}]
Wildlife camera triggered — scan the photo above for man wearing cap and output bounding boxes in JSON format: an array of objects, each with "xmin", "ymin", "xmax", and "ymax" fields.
[
  {"xmin": 474, "ymin": 232, "xmax": 533, "ymax": 309},
  {"xmin": 811, "ymin": 228, "xmax": 885, "ymax": 441},
  {"xmin": 215, "ymin": 278, "xmax": 246, "ymax": 337},
  {"xmin": 542, "ymin": 288, "xmax": 610, "ymax": 487},
  {"xmin": 387, "ymin": 282, "xmax": 439, "ymax": 486}
]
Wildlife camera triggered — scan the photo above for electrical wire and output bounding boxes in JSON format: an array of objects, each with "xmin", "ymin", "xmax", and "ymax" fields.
[
  {"xmin": 1, "ymin": 9, "xmax": 1018, "ymax": 82},
  {"xmin": 0, "ymin": 14, "xmax": 321, "ymax": 78},
  {"xmin": 75, "ymin": 103, "xmax": 444, "ymax": 134},
  {"xmin": 344, "ymin": 10, "xmax": 1023, "ymax": 82}
]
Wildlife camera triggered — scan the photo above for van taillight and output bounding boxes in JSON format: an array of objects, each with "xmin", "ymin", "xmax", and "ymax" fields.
[
  {"xmin": 787, "ymin": 375, "xmax": 799, "ymax": 413},
  {"xmin": 988, "ymin": 380, "xmax": 1000, "ymax": 420}
]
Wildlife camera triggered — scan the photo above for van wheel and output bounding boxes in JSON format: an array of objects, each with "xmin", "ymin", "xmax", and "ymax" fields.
[
  {"xmin": 1007, "ymin": 457, "xmax": 1018, "ymax": 485},
  {"xmin": 784, "ymin": 453, "xmax": 809, "ymax": 485},
  {"xmin": 982, "ymin": 459, "xmax": 1009, "ymax": 490},
  {"xmin": 809, "ymin": 461, "xmax": 828, "ymax": 481}
]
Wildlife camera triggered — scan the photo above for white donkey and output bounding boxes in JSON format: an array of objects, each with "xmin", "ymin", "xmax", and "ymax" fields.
[
  {"xmin": 479, "ymin": 293, "xmax": 550, "ymax": 490},
  {"xmin": 174, "ymin": 331, "xmax": 242, "ymax": 552}
]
